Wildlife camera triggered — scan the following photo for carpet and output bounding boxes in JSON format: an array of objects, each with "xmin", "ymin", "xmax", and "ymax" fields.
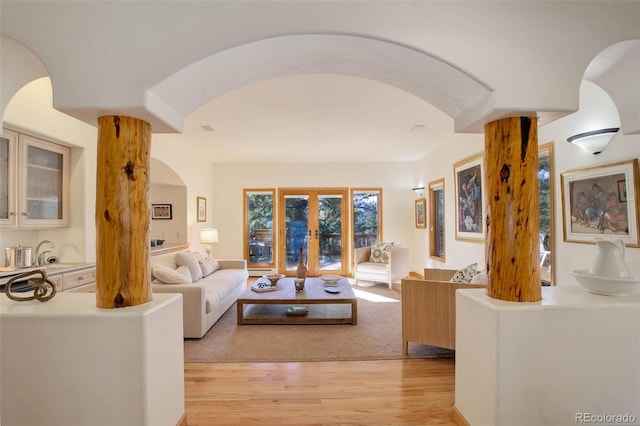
[{"xmin": 184, "ymin": 281, "xmax": 455, "ymax": 363}]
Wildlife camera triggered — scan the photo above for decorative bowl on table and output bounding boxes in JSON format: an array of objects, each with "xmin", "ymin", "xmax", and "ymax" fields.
[
  {"xmin": 571, "ymin": 270, "xmax": 640, "ymax": 296},
  {"xmin": 262, "ymin": 273, "xmax": 285, "ymax": 286},
  {"xmin": 320, "ymin": 274, "xmax": 342, "ymax": 284}
]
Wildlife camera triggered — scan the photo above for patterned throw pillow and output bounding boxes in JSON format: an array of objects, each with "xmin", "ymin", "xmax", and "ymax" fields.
[
  {"xmin": 369, "ymin": 242, "xmax": 395, "ymax": 263},
  {"xmin": 450, "ymin": 263, "xmax": 478, "ymax": 283},
  {"xmin": 152, "ymin": 264, "xmax": 192, "ymax": 284}
]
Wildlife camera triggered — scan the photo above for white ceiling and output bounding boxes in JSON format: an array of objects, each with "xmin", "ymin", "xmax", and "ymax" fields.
[{"xmin": 171, "ymin": 73, "xmax": 455, "ymax": 163}]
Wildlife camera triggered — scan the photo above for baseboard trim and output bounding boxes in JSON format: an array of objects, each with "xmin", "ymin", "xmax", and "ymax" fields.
[
  {"xmin": 453, "ymin": 405, "xmax": 470, "ymax": 426},
  {"xmin": 177, "ymin": 412, "xmax": 187, "ymax": 426}
]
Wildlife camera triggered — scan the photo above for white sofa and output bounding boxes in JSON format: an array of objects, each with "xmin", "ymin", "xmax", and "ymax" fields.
[
  {"xmin": 354, "ymin": 243, "xmax": 409, "ymax": 289},
  {"xmin": 151, "ymin": 249, "xmax": 248, "ymax": 338}
]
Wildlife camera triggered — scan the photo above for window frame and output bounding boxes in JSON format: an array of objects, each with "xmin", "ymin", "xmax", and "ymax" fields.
[
  {"xmin": 243, "ymin": 188, "xmax": 276, "ymax": 269},
  {"xmin": 428, "ymin": 178, "xmax": 445, "ymax": 262}
]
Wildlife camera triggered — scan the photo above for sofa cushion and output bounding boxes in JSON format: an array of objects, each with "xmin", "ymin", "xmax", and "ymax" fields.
[
  {"xmin": 175, "ymin": 251, "xmax": 203, "ymax": 282},
  {"xmin": 152, "ymin": 263, "xmax": 192, "ymax": 284},
  {"xmin": 450, "ymin": 263, "xmax": 478, "ymax": 283},
  {"xmin": 369, "ymin": 242, "xmax": 394, "ymax": 263},
  {"xmin": 198, "ymin": 257, "xmax": 220, "ymax": 277},
  {"xmin": 356, "ymin": 262, "xmax": 389, "ymax": 275},
  {"xmin": 202, "ymin": 269, "xmax": 247, "ymax": 314}
]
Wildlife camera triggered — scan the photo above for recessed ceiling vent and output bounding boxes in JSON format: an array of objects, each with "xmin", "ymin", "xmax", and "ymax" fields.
[{"xmin": 200, "ymin": 125, "xmax": 215, "ymax": 132}]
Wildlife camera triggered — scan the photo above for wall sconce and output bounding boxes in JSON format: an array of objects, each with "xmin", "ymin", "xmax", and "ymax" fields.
[
  {"xmin": 199, "ymin": 228, "xmax": 219, "ymax": 258},
  {"xmin": 412, "ymin": 187, "xmax": 425, "ymax": 197},
  {"xmin": 567, "ymin": 127, "xmax": 619, "ymax": 155}
]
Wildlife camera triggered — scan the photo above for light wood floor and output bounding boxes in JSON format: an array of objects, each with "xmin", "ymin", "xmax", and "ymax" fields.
[{"xmin": 184, "ymin": 358, "xmax": 457, "ymax": 425}]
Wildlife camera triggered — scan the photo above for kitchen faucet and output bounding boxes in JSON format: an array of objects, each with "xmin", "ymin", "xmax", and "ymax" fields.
[{"xmin": 35, "ymin": 240, "xmax": 54, "ymax": 266}]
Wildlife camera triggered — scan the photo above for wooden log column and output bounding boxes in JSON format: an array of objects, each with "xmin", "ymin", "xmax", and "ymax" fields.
[
  {"xmin": 95, "ymin": 115, "xmax": 152, "ymax": 308},
  {"xmin": 484, "ymin": 116, "xmax": 541, "ymax": 302}
]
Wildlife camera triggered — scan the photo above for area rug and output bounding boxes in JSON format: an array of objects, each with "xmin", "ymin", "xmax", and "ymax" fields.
[{"xmin": 184, "ymin": 281, "xmax": 454, "ymax": 363}]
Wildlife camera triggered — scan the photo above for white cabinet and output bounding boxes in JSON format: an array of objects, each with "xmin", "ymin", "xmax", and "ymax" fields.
[
  {"xmin": 0, "ymin": 129, "xmax": 70, "ymax": 228},
  {"xmin": 0, "ymin": 129, "xmax": 18, "ymax": 227},
  {"xmin": 62, "ymin": 267, "xmax": 96, "ymax": 292}
]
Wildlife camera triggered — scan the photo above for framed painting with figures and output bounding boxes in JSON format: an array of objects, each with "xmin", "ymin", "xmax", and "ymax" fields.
[
  {"xmin": 453, "ymin": 153, "xmax": 485, "ymax": 242},
  {"xmin": 561, "ymin": 158, "xmax": 639, "ymax": 247}
]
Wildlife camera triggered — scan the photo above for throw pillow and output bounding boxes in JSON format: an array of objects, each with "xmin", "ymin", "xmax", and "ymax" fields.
[
  {"xmin": 198, "ymin": 258, "xmax": 220, "ymax": 277},
  {"xmin": 450, "ymin": 263, "xmax": 478, "ymax": 283},
  {"xmin": 175, "ymin": 251, "xmax": 203, "ymax": 282},
  {"xmin": 470, "ymin": 271, "xmax": 487, "ymax": 284},
  {"xmin": 152, "ymin": 263, "xmax": 192, "ymax": 284},
  {"xmin": 369, "ymin": 242, "xmax": 394, "ymax": 263}
]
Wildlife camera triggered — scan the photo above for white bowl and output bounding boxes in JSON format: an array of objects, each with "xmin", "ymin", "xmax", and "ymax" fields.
[
  {"xmin": 320, "ymin": 274, "xmax": 342, "ymax": 283},
  {"xmin": 571, "ymin": 270, "xmax": 640, "ymax": 296}
]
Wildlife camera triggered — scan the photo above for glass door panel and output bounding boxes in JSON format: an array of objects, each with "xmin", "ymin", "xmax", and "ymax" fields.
[
  {"xmin": 284, "ymin": 194, "xmax": 309, "ymax": 272},
  {"xmin": 244, "ymin": 190, "xmax": 275, "ymax": 267},
  {"xmin": 279, "ymin": 189, "xmax": 348, "ymax": 276},
  {"xmin": 318, "ymin": 194, "xmax": 343, "ymax": 272}
]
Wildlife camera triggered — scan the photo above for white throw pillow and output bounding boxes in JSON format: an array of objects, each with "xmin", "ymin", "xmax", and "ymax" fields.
[
  {"xmin": 450, "ymin": 263, "xmax": 478, "ymax": 283},
  {"xmin": 470, "ymin": 271, "xmax": 487, "ymax": 284},
  {"xmin": 175, "ymin": 251, "xmax": 203, "ymax": 282},
  {"xmin": 198, "ymin": 258, "xmax": 220, "ymax": 277},
  {"xmin": 152, "ymin": 263, "xmax": 192, "ymax": 284}
]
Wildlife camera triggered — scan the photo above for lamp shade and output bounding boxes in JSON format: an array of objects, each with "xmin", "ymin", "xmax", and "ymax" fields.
[
  {"xmin": 567, "ymin": 127, "xmax": 619, "ymax": 155},
  {"xmin": 199, "ymin": 228, "xmax": 219, "ymax": 244}
]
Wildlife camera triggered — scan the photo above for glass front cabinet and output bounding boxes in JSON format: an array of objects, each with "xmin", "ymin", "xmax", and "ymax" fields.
[{"xmin": 0, "ymin": 129, "xmax": 70, "ymax": 229}]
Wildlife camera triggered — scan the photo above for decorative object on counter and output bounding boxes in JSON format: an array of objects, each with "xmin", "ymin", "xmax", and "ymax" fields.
[
  {"xmin": 296, "ymin": 245, "xmax": 307, "ymax": 279},
  {"xmin": 151, "ymin": 238, "xmax": 165, "ymax": 247},
  {"xmin": 5, "ymin": 269, "xmax": 57, "ymax": 302},
  {"xmin": 5, "ymin": 244, "xmax": 33, "ymax": 269},
  {"xmin": 294, "ymin": 278, "xmax": 305, "ymax": 292},
  {"xmin": 263, "ymin": 273, "xmax": 285, "ymax": 286},
  {"xmin": 572, "ymin": 238, "xmax": 640, "ymax": 296}
]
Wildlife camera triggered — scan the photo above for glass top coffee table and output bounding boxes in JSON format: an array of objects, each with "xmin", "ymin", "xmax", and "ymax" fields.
[{"xmin": 236, "ymin": 277, "xmax": 357, "ymax": 325}]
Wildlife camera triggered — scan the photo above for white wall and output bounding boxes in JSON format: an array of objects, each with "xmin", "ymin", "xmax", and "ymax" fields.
[
  {"xmin": 149, "ymin": 183, "xmax": 188, "ymax": 245},
  {"xmin": 412, "ymin": 80, "xmax": 640, "ymax": 283},
  {"xmin": 539, "ymin": 80, "xmax": 640, "ymax": 283},
  {"xmin": 1, "ymin": 77, "xmax": 97, "ymax": 263},
  {"xmin": 210, "ymin": 162, "xmax": 415, "ymax": 264},
  {"xmin": 412, "ymin": 133, "xmax": 486, "ymax": 272}
]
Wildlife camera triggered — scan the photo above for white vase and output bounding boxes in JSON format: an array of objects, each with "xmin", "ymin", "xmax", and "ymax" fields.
[{"xmin": 589, "ymin": 238, "xmax": 629, "ymax": 278}]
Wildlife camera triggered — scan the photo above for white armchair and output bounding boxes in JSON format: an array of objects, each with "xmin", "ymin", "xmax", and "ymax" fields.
[{"xmin": 354, "ymin": 244, "xmax": 409, "ymax": 289}]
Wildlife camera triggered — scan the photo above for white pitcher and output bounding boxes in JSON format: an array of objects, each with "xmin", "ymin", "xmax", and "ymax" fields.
[{"xmin": 589, "ymin": 238, "xmax": 629, "ymax": 277}]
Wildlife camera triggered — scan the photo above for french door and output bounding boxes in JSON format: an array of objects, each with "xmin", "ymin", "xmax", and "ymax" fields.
[{"xmin": 278, "ymin": 188, "xmax": 348, "ymax": 276}]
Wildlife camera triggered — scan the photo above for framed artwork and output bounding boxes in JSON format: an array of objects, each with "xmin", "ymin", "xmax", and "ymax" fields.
[
  {"xmin": 197, "ymin": 196, "xmax": 207, "ymax": 222},
  {"xmin": 151, "ymin": 204, "xmax": 172, "ymax": 220},
  {"xmin": 453, "ymin": 153, "xmax": 485, "ymax": 242},
  {"xmin": 415, "ymin": 198, "xmax": 426, "ymax": 229},
  {"xmin": 560, "ymin": 159, "xmax": 639, "ymax": 247}
]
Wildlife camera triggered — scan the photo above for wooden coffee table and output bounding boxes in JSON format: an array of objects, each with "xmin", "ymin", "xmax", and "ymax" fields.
[{"xmin": 236, "ymin": 277, "xmax": 357, "ymax": 325}]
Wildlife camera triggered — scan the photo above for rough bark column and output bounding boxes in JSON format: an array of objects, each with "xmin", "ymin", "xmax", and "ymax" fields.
[
  {"xmin": 484, "ymin": 116, "xmax": 541, "ymax": 302},
  {"xmin": 95, "ymin": 115, "xmax": 152, "ymax": 308}
]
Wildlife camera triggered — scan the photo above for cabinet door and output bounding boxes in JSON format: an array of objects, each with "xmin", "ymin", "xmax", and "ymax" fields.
[
  {"xmin": 0, "ymin": 129, "xmax": 18, "ymax": 227},
  {"xmin": 19, "ymin": 134, "xmax": 70, "ymax": 227}
]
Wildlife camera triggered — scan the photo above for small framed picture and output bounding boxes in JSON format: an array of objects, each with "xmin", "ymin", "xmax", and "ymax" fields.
[
  {"xmin": 197, "ymin": 196, "xmax": 207, "ymax": 222},
  {"xmin": 151, "ymin": 204, "xmax": 172, "ymax": 220},
  {"xmin": 415, "ymin": 198, "xmax": 426, "ymax": 229}
]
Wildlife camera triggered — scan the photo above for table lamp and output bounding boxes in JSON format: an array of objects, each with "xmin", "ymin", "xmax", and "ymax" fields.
[{"xmin": 199, "ymin": 228, "xmax": 219, "ymax": 258}]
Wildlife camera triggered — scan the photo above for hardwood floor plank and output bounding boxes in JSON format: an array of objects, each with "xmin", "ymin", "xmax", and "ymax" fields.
[{"xmin": 184, "ymin": 358, "xmax": 457, "ymax": 425}]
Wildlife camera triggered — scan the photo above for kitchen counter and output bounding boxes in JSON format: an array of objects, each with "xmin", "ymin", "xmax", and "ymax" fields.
[{"xmin": 0, "ymin": 262, "xmax": 96, "ymax": 286}]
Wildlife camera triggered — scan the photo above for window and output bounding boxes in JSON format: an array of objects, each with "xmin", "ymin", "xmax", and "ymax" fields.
[
  {"xmin": 429, "ymin": 179, "xmax": 445, "ymax": 261},
  {"xmin": 243, "ymin": 189, "xmax": 275, "ymax": 267},
  {"xmin": 351, "ymin": 188, "xmax": 382, "ymax": 249}
]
